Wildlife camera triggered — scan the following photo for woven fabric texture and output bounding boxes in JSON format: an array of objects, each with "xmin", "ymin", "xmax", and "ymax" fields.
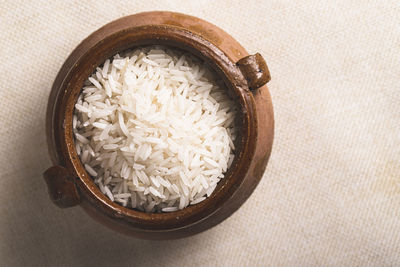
[{"xmin": 0, "ymin": 1, "xmax": 399, "ymax": 266}]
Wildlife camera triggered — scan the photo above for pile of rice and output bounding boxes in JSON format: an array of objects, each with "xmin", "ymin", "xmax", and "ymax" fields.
[{"xmin": 73, "ymin": 45, "xmax": 237, "ymax": 212}]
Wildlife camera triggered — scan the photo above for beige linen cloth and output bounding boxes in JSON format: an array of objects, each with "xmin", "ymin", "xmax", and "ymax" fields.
[{"xmin": 1, "ymin": 1, "xmax": 399, "ymax": 266}]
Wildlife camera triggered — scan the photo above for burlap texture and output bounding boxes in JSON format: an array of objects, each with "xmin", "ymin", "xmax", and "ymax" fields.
[{"xmin": 0, "ymin": 1, "xmax": 399, "ymax": 266}]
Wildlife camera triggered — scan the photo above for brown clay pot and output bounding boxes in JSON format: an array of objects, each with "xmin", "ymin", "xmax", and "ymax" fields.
[{"xmin": 44, "ymin": 11, "xmax": 274, "ymax": 239}]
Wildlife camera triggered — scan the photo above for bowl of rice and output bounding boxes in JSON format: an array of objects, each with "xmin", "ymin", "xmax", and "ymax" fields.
[{"xmin": 44, "ymin": 11, "xmax": 274, "ymax": 239}]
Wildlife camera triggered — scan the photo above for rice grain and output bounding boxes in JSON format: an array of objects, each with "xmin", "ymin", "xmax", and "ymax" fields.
[{"xmin": 74, "ymin": 46, "xmax": 237, "ymax": 212}]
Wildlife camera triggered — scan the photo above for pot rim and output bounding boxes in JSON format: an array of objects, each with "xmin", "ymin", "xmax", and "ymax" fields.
[{"xmin": 48, "ymin": 14, "xmax": 259, "ymax": 231}]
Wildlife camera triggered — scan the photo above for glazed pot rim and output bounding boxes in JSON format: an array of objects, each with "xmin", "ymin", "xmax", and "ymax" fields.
[{"xmin": 51, "ymin": 21, "xmax": 259, "ymax": 231}]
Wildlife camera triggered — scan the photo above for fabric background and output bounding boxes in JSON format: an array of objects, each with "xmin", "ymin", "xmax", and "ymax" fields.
[{"xmin": 1, "ymin": 1, "xmax": 399, "ymax": 266}]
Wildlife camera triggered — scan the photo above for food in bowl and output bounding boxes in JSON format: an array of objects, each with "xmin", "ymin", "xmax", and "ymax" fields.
[{"xmin": 73, "ymin": 45, "xmax": 238, "ymax": 212}]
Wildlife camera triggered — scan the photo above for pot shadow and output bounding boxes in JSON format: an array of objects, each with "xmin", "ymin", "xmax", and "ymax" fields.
[{"xmin": 2, "ymin": 113, "xmax": 210, "ymax": 266}]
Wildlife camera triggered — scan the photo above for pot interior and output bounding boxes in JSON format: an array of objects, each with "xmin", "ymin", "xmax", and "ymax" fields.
[{"xmin": 61, "ymin": 25, "xmax": 256, "ymax": 229}]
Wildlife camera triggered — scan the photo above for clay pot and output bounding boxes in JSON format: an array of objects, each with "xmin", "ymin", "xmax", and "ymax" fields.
[{"xmin": 44, "ymin": 11, "xmax": 274, "ymax": 239}]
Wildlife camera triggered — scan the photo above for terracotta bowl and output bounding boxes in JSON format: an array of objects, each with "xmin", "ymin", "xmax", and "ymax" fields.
[{"xmin": 44, "ymin": 11, "xmax": 274, "ymax": 239}]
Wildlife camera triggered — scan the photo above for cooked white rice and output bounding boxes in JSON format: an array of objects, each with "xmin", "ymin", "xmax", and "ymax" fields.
[{"xmin": 73, "ymin": 45, "xmax": 237, "ymax": 212}]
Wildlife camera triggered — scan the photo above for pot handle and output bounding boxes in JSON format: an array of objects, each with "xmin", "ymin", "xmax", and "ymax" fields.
[
  {"xmin": 237, "ymin": 53, "xmax": 271, "ymax": 90},
  {"xmin": 43, "ymin": 165, "xmax": 81, "ymax": 208}
]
